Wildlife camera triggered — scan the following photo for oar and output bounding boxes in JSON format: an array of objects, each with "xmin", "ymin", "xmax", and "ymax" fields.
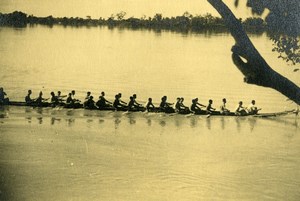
[{"xmin": 185, "ymin": 113, "xmax": 194, "ymax": 117}]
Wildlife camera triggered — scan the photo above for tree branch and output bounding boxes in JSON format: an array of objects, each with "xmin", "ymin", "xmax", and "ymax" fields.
[{"xmin": 208, "ymin": 0, "xmax": 300, "ymax": 105}]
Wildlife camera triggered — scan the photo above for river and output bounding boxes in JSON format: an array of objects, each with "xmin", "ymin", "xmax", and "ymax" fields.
[{"xmin": 1, "ymin": 1, "xmax": 300, "ymax": 201}]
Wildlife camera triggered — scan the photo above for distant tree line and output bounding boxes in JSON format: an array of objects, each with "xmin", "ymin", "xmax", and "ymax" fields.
[{"xmin": 0, "ymin": 11, "xmax": 266, "ymax": 34}]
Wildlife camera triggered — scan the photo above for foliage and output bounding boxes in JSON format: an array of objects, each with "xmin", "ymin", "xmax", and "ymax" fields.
[{"xmin": 234, "ymin": 0, "xmax": 300, "ymax": 65}]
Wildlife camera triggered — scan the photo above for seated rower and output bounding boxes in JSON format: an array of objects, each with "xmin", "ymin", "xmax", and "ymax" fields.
[
  {"xmin": 127, "ymin": 96, "xmax": 139, "ymax": 111},
  {"xmin": 57, "ymin": 91, "xmax": 67, "ymax": 100},
  {"xmin": 50, "ymin": 92, "xmax": 60, "ymax": 106},
  {"xmin": 220, "ymin": 98, "xmax": 231, "ymax": 115},
  {"xmin": 235, "ymin": 101, "xmax": 247, "ymax": 116},
  {"xmin": 96, "ymin": 91, "xmax": 112, "ymax": 109},
  {"xmin": 0, "ymin": 87, "xmax": 9, "ymax": 104},
  {"xmin": 191, "ymin": 98, "xmax": 205, "ymax": 114},
  {"xmin": 118, "ymin": 93, "xmax": 127, "ymax": 105},
  {"xmin": 71, "ymin": 90, "xmax": 81, "ymax": 103},
  {"xmin": 25, "ymin": 90, "xmax": 34, "ymax": 105},
  {"xmin": 83, "ymin": 91, "xmax": 91, "ymax": 108},
  {"xmin": 175, "ymin": 97, "xmax": 190, "ymax": 113},
  {"xmin": 113, "ymin": 94, "xmax": 127, "ymax": 110},
  {"xmin": 66, "ymin": 93, "xmax": 74, "ymax": 108},
  {"xmin": 146, "ymin": 98, "xmax": 156, "ymax": 112},
  {"xmin": 206, "ymin": 99, "xmax": 217, "ymax": 114},
  {"xmin": 70, "ymin": 90, "xmax": 82, "ymax": 107},
  {"xmin": 175, "ymin": 97, "xmax": 181, "ymax": 112},
  {"xmin": 132, "ymin": 94, "xmax": 144, "ymax": 109},
  {"xmin": 35, "ymin": 91, "xmax": 48, "ymax": 107},
  {"xmin": 159, "ymin": 96, "xmax": 174, "ymax": 113},
  {"xmin": 180, "ymin": 97, "xmax": 190, "ymax": 112},
  {"xmin": 247, "ymin": 100, "xmax": 261, "ymax": 115},
  {"xmin": 85, "ymin": 96, "xmax": 97, "ymax": 109}
]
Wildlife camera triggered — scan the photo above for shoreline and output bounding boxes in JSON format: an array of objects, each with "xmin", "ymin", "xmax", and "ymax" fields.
[{"xmin": 0, "ymin": 11, "xmax": 265, "ymax": 34}]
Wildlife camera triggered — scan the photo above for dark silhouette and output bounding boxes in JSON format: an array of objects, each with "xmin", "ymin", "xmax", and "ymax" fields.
[
  {"xmin": 25, "ymin": 89, "xmax": 34, "ymax": 105},
  {"xmin": 83, "ymin": 91, "xmax": 91, "ymax": 108},
  {"xmin": 127, "ymin": 95, "xmax": 145, "ymax": 111},
  {"xmin": 175, "ymin": 97, "xmax": 190, "ymax": 114},
  {"xmin": 65, "ymin": 92, "xmax": 81, "ymax": 108},
  {"xmin": 208, "ymin": 0, "xmax": 300, "ymax": 105},
  {"xmin": 146, "ymin": 98, "xmax": 156, "ymax": 112},
  {"xmin": 96, "ymin": 91, "xmax": 113, "ymax": 109},
  {"xmin": 85, "ymin": 96, "xmax": 97, "ymax": 109},
  {"xmin": 159, "ymin": 96, "xmax": 175, "ymax": 113},
  {"xmin": 247, "ymin": 100, "xmax": 261, "ymax": 115},
  {"xmin": 0, "ymin": 11, "xmax": 269, "ymax": 35},
  {"xmin": 206, "ymin": 99, "xmax": 217, "ymax": 114},
  {"xmin": 35, "ymin": 91, "xmax": 48, "ymax": 107},
  {"xmin": 57, "ymin": 91, "xmax": 67, "ymax": 102},
  {"xmin": 50, "ymin": 92, "xmax": 59, "ymax": 106},
  {"xmin": 0, "ymin": 87, "xmax": 9, "ymax": 104},
  {"xmin": 235, "ymin": 101, "xmax": 247, "ymax": 116},
  {"xmin": 113, "ymin": 94, "xmax": 127, "ymax": 110},
  {"xmin": 191, "ymin": 98, "xmax": 206, "ymax": 114}
]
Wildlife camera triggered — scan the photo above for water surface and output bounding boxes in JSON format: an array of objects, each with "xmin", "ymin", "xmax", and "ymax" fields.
[
  {"xmin": 1, "ymin": 7, "xmax": 300, "ymax": 201},
  {"xmin": 0, "ymin": 106, "xmax": 299, "ymax": 201}
]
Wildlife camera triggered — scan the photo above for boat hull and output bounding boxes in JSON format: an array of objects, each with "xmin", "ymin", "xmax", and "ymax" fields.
[{"xmin": 1, "ymin": 101, "xmax": 297, "ymax": 117}]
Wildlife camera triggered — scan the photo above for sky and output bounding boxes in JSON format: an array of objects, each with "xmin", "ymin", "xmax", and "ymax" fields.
[{"xmin": 0, "ymin": 0, "xmax": 264, "ymax": 19}]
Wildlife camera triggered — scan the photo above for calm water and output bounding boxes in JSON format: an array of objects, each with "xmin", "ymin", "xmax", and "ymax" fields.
[
  {"xmin": 0, "ymin": 106, "xmax": 299, "ymax": 201},
  {"xmin": 0, "ymin": 25, "xmax": 299, "ymax": 112},
  {"xmin": 0, "ymin": 5, "xmax": 300, "ymax": 200}
]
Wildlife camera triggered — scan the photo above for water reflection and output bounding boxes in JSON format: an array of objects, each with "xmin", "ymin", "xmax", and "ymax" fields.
[
  {"xmin": 128, "ymin": 114, "xmax": 136, "ymax": 125},
  {"xmin": 37, "ymin": 116, "xmax": 43, "ymax": 124},
  {"xmin": 220, "ymin": 117, "xmax": 225, "ymax": 130},
  {"xmin": 51, "ymin": 117, "xmax": 61, "ymax": 125},
  {"xmin": 159, "ymin": 120, "xmax": 166, "ymax": 127},
  {"xmin": 3, "ymin": 105, "xmax": 299, "ymax": 133},
  {"xmin": 66, "ymin": 118, "xmax": 75, "ymax": 127},
  {"xmin": 114, "ymin": 118, "xmax": 121, "ymax": 130},
  {"xmin": 206, "ymin": 118, "xmax": 211, "ymax": 130},
  {"xmin": 248, "ymin": 118, "xmax": 257, "ymax": 132},
  {"xmin": 189, "ymin": 116, "xmax": 198, "ymax": 128},
  {"xmin": 146, "ymin": 118, "xmax": 152, "ymax": 126},
  {"xmin": 0, "ymin": 106, "xmax": 9, "ymax": 119},
  {"xmin": 66, "ymin": 109, "xmax": 75, "ymax": 116}
]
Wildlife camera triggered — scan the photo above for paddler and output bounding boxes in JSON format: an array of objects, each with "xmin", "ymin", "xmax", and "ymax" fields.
[
  {"xmin": 132, "ymin": 94, "xmax": 144, "ymax": 108},
  {"xmin": 206, "ymin": 99, "xmax": 216, "ymax": 114},
  {"xmin": 35, "ymin": 91, "xmax": 48, "ymax": 107},
  {"xmin": 113, "ymin": 94, "xmax": 127, "ymax": 110},
  {"xmin": 25, "ymin": 89, "xmax": 34, "ymax": 105},
  {"xmin": 159, "ymin": 96, "xmax": 174, "ymax": 113},
  {"xmin": 118, "ymin": 93, "xmax": 127, "ymax": 105},
  {"xmin": 190, "ymin": 98, "xmax": 204, "ymax": 114},
  {"xmin": 50, "ymin": 92, "xmax": 59, "ymax": 106},
  {"xmin": 247, "ymin": 100, "xmax": 261, "ymax": 115},
  {"xmin": 220, "ymin": 98, "xmax": 231, "ymax": 115},
  {"xmin": 96, "ymin": 91, "xmax": 112, "ymax": 109},
  {"xmin": 0, "ymin": 87, "xmax": 9, "ymax": 104},
  {"xmin": 235, "ymin": 101, "xmax": 247, "ymax": 116},
  {"xmin": 83, "ymin": 91, "xmax": 91, "ymax": 107},
  {"xmin": 85, "ymin": 96, "xmax": 97, "ymax": 109},
  {"xmin": 146, "ymin": 98, "xmax": 156, "ymax": 112}
]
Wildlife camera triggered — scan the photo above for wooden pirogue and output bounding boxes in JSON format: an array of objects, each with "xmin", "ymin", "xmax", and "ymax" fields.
[{"xmin": 1, "ymin": 101, "xmax": 298, "ymax": 118}]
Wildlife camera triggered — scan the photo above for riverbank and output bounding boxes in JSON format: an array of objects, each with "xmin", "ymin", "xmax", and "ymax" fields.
[{"xmin": 0, "ymin": 11, "xmax": 265, "ymax": 34}]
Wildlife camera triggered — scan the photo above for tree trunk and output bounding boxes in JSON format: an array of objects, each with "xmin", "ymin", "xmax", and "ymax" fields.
[{"xmin": 207, "ymin": 0, "xmax": 300, "ymax": 105}]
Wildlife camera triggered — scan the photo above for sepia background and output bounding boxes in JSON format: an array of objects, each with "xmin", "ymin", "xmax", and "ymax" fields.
[{"xmin": 0, "ymin": 0, "xmax": 299, "ymax": 201}]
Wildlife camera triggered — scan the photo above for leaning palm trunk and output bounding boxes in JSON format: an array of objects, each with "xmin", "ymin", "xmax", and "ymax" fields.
[{"xmin": 208, "ymin": 0, "xmax": 300, "ymax": 105}]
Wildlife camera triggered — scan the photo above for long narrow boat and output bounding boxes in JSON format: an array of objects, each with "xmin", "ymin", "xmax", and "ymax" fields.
[{"xmin": 1, "ymin": 101, "xmax": 298, "ymax": 118}]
